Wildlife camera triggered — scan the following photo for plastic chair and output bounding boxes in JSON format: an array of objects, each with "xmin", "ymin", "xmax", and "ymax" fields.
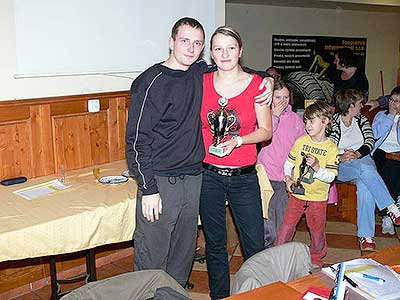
[
  {"xmin": 231, "ymin": 242, "xmax": 312, "ymax": 295},
  {"xmin": 60, "ymin": 269, "xmax": 190, "ymax": 300}
]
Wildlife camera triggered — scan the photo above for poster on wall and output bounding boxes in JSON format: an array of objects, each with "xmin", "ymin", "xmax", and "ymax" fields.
[{"xmin": 271, "ymin": 35, "xmax": 367, "ymax": 106}]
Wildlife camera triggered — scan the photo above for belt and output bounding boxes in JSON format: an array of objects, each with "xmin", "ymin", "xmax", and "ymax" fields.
[{"xmin": 202, "ymin": 163, "xmax": 255, "ymax": 177}]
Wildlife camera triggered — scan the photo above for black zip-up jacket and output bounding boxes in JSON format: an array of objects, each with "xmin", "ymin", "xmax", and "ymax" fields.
[{"xmin": 126, "ymin": 61, "xmax": 207, "ymax": 195}]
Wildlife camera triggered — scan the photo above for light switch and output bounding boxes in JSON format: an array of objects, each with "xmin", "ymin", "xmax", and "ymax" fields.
[{"xmin": 88, "ymin": 99, "xmax": 100, "ymax": 113}]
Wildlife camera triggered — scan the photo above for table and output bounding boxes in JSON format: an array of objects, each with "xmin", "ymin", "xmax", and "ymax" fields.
[
  {"xmin": 226, "ymin": 243, "xmax": 400, "ymax": 300},
  {"xmin": 0, "ymin": 161, "xmax": 136, "ymax": 298},
  {"xmin": 288, "ymin": 243, "xmax": 400, "ymax": 297},
  {"xmin": 225, "ymin": 281, "xmax": 302, "ymax": 300}
]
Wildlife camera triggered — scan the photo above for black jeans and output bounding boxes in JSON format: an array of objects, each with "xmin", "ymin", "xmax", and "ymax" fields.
[
  {"xmin": 199, "ymin": 169, "xmax": 264, "ymax": 300},
  {"xmin": 373, "ymin": 148, "xmax": 400, "ymax": 201}
]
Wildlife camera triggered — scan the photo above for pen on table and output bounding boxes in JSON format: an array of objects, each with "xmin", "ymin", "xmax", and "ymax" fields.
[
  {"xmin": 350, "ymin": 272, "xmax": 386, "ymax": 284},
  {"xmin": 329, "ymin": 266, "xmax": 357, "ymax": 288},
  {"xmin": 329, "ymin": 266, "xmax": 377, "ymax": 298}
]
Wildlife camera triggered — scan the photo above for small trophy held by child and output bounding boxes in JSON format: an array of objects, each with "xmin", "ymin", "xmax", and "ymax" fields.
[{"xmin": 291, "ymin": 151, "xmax": 307, "ymax": 195}]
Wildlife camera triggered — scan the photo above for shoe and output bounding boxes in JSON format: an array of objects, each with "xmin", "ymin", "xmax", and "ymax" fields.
[
  {"xmin": 359, "ymin": 237, "xmax": 376, "ymax": 251},
  {"xmin": 382, "ymin": 215, "xmax": 395, "ymax": 235},
  {"xmin": 387, "ymin": 203, "xmax": 400, "ymax": 225}
]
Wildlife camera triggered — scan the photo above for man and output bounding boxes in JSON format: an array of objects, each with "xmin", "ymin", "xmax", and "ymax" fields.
[
  {"xmin": 126, "ymin": 17, "xmax": 206, "ymax": 287},
  {"xmin": 126, "ymin": 17, "xmax": 272, "ymax": 287}
]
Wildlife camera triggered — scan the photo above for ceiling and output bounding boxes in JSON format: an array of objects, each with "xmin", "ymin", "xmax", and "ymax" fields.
[{"xmin": 225, "ymin": 0, "xmax": 400, "ymax": 13}]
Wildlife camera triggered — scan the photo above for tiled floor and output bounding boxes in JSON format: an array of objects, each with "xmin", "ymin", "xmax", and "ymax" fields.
[{"xmin": 7, "ymin": 215, "xmax": 399, "ymax": 300}]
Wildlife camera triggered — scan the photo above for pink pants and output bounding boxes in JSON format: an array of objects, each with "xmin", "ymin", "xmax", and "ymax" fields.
[{"xmin": 274, "ymin": 194, "xmax": 327, "ymax": 267}]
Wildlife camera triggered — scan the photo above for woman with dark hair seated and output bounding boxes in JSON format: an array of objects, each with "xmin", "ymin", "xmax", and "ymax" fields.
[
  {"xmin": 329, "ymin": 89, "xmax": 400, "ymax": 251},
  {"xmin": 371, "ymin": 86, "xmax": 400, "ymax": 234}
]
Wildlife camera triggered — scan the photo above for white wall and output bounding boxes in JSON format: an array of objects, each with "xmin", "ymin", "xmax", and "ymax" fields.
[
  {"xmin": 226, "ymin": 3, "xmax": 400, "ymax": 99},
  {"xmin": 0, "ymin": 0, "xmax": 225, "ymax": 100}
]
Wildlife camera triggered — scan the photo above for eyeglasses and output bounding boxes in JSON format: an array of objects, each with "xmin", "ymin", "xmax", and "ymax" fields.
[{"xmin": 389, "ymin": 97, "xmax": 400, "ymax": 103}]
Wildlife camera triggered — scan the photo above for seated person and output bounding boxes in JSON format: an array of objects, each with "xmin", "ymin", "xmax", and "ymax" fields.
[
  {"xmin": 329, "ymin": 89, "xmax": 400, "ymax": 251},
  {"xmin": 371, "ymin": 86, "xmax": 400, "ymax": 234}
]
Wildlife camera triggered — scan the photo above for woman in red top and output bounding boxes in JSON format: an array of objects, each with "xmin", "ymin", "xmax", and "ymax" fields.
[{"xmin": 199, "ymin": 26, "xmax": 272, "ymax": 300}]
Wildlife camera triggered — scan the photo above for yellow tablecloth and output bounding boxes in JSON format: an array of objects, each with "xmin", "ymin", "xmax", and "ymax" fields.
[{"xmin": 0, "ymin": 161, "xmax": 136, "ymax": 262}]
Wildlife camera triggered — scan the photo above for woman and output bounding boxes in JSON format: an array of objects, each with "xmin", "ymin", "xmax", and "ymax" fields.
[
  {"xmin": 200, "ymin": 26, "xmax": 272, "ymax": 300},
  {"xmin": 329, "ymin": 89, "xmax": 400, "ymax": 251},
  {"xmin": 333, "ymin": 48, "xmax": 369, "ymax": 103},
  {"xmin": 372, "ymin": 86, "xmax": 400, "ymax": 234},
  {"xmin": 257, "ymin": 80, "xmax": 305, "ymax": 248}
]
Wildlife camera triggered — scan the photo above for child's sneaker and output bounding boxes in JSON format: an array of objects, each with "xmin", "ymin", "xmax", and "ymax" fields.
[
  {"xmin": 381, "ymin": 215, "xmax": 395, "ymax": 235},
  {"xmin": 387, "ymin": 203, "xmax": 400, "ymax": 225},
  {"xmin": 359, "ymin": 237, "xmax": 376, "ymax": 251}
]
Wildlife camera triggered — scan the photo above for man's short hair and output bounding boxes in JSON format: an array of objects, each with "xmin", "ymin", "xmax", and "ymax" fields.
[
  {"xmin": 334, "ymin": 89, "xmax": 363, "ymax": 116},
  {"xmin": 171, "ymin": 17, "xmax": 205, "ymax": 40},
  {"xmin": 390, "ymin": 85, "xmax": 400, "ymax": 96}
]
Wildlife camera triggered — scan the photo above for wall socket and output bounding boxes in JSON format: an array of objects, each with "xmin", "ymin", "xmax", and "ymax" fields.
[{"xmin": 88, "ymin": 99, "xmax": 100, "ymax": 113}]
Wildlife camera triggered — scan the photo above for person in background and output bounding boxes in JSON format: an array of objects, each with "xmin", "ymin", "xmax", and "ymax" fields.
[
  {"xmin": 257, "ymin": 80, "xmax": 305, "ymax": 248},
  {"xmin": 275, "ymin": 101, "xmax": 338, "ymax": 269},
  {"xmin": 266, "ymin": 66, "xmax": 282, "ymax": 82},
  {"xmin": 333, "ymin": 48, "xmax": 369, "ymax": 104},
  {"xmin": 329, "ymin": 89, "xmax": 400, "ymax": 251},
  {"xmin": 200, "ymin": 26, "xmax": 272, "ymax": 300},
  {"xmin": 372, "ymin": 86, "xmax": 400, "ymax": 235}
]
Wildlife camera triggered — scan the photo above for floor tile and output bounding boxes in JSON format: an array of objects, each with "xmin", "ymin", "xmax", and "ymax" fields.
[
  {"xmin": 325, "ymin": 221, "xmax": 357, "ymax": 235},
  {"xmin": 229, "ymin": 256, "xmax": 244, "ymax": 274},
  {"xmin": 324, "ymin": 248, "xmax": 361, "ymax": 264},
  {"xmin": 326, "ymin": 233, "xmax": 359, "ymax": 250},
  {"xmin": 187, "ymin": 270, "xmax": 209, "ymax": 294},
  {"xmin": 188, "ymin": 291, "xmax": 210, "ymax": 300}
]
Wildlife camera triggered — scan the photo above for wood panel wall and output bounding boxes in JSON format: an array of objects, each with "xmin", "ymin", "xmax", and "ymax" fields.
[
  {"xmin": 0, "ymin": 91, "xmax": 130, "ymax": 181},
  {"xmin": 0, "ymin": 91, "xmax": 130, "ymax": 293}
]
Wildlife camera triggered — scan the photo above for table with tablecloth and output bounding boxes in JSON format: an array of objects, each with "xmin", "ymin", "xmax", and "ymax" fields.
[{"xmin": 0, "ymin": 160, "xmax": 136, "ymax": 262}]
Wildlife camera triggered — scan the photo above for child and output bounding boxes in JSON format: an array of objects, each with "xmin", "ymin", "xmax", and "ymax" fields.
[
  {"xmin": 257, "ymin": 80, "xmax": 305, "ymax": 248},
  {"xmin": 274, "ymin": 101, "xmax": 339, "ymax": 268}
]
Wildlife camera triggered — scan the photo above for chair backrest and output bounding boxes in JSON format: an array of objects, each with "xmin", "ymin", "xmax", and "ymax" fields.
[
  {"xmin": 231, "ymin": 242, "xmax": 312, "ymax": 295},
  {"xmin": 60, "ymin": 269, "xmax": 189, "ymax": 300}
]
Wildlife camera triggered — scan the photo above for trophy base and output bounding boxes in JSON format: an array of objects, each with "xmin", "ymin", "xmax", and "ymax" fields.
[
  {"xmin": 292, "ymin": 186, "xmax": 305, "ymax": 195},
  {"xmin": 209, "ymin": 145, "xmax": 224, "ymax": 157}
]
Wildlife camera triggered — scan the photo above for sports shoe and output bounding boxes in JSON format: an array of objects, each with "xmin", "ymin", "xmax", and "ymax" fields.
[
  {"xmin": 387, "ymin": 203, "xmax": 400, "ymax": 225},
  {"xmin": 381, "ymin": 215, "xmax": 395, "ymax": 235},
  {"xmin": 359, "ymin": 237, "xmax": 376, "ymax": 251}
]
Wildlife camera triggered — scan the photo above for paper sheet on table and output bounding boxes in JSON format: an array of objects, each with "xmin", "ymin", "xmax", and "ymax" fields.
[
  {"xmin": 13, "ymin": 179, "xmax": 70, "ymax": 200},
  {"xmin": 323, "ymin": 258, "xmax": 400, "ymax": 300}
]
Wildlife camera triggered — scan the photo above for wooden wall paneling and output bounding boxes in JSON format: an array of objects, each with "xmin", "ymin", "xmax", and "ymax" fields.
[
  {"xmin": 50, "ymin": 99, "xmax": 109, "ymax": 117},
  {"xmin": 88, "ymin": 111, "xmax": 110, "ymax": 165},
  {"xmin": 30, "ymin": 104, "xmax": 55, "ymax": 177},
  {"xmin": 52, "ymin": 113, "xmax": 93, "ymax": 171},
  {"xmin": 0, "ymin": 106, "xmax": 30, "ymax": 123},
  {"xmin": 0, "ymin": 121, "xmax": 33, "ymax": 180},
  {"xmin": 108, "ymin": 96, "xmax": 127, "ymax": 162}
]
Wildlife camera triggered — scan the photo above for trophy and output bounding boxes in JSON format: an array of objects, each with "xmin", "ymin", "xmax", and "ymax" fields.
[
  {"xmin": 207, "ymin": 97, "xmax": 238, "ymax": 157},
  {"xmin": 291, "ymin": 152, "xmax": 307, "ymax": 195}
]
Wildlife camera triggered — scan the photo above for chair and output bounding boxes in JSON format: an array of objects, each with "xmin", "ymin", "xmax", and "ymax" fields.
[
  {"xmin": 231, "ymin": 242, "xmax": 312, "ymax": 295},
  {"xmin": 60, "ymin": 269, "xmax": 190, "ymax": 300}
]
